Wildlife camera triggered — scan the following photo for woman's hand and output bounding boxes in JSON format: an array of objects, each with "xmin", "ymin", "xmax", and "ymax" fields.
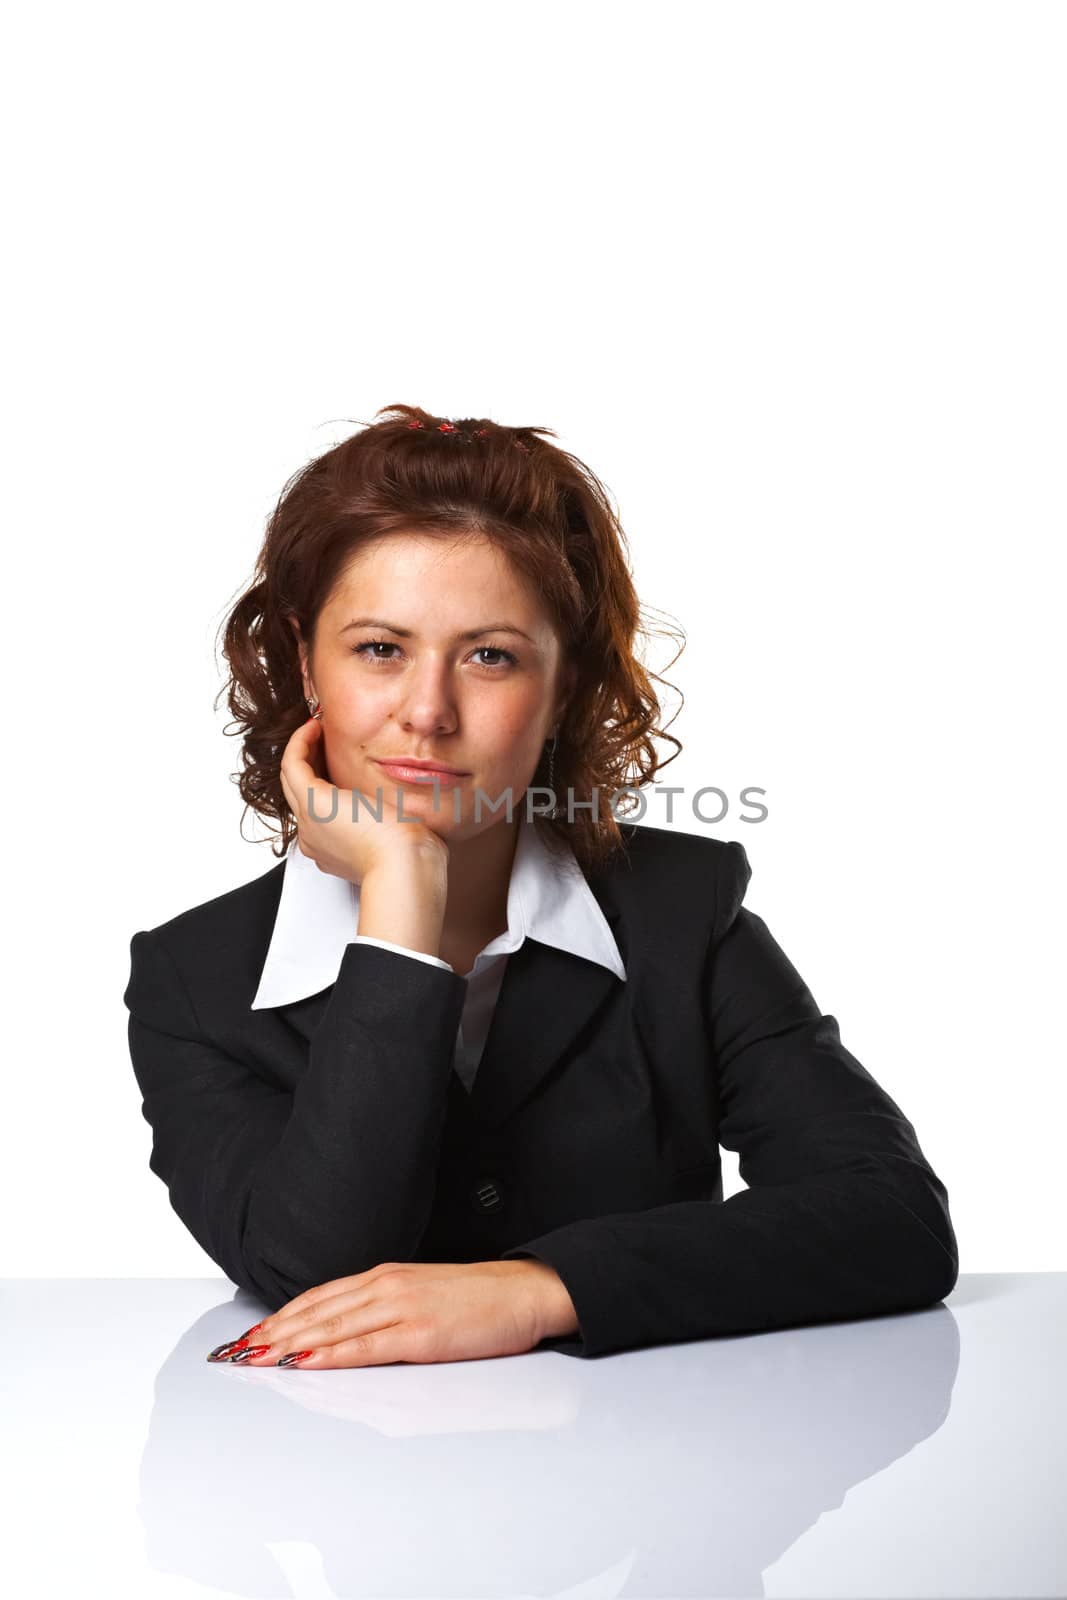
[
  {"xmin": 279, "ymin": 715, "xmax": 447, "ymax": 886},
  {"xmin": 207, "ymin": 1260, "xmax": 580, "ymax": 1368}
]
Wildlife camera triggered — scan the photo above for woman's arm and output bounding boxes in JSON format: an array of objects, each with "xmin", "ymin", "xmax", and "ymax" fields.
[
  {"xmin": 502, "ymin": 841, "xmax": 959, "ymax": 1358},
  {"xmin": 125, "ymin": 928, "xmax": 467, "ymax": 1311}
]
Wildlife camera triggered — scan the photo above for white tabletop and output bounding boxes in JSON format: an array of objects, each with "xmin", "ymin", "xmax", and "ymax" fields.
[{"xmin": 3, "ymin": 1273, "xmax": 1064, "ymax": 1599}]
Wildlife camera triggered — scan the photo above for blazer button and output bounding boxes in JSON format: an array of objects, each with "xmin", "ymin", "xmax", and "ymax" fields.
[{"xmin": 470, "ymin": 1176, "xmax": 505, "ymax": 1213}]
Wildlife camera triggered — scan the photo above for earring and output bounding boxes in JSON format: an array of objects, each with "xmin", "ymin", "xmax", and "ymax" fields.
[
  {"xmin": 546, "ymin": 732, "xmax": 558, "ymax": 814},
  {"xmin": 306, "ymin": 694, "xmax": 322, "ymax": 721}
]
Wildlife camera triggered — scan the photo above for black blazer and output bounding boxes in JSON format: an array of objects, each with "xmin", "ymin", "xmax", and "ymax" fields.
[{"xmin": 123, "ymin": 821, "xmax": 959, "ymax": 1358}]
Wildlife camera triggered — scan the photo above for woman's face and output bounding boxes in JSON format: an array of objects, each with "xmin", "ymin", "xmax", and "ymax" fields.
[{"xmin": 292, "ymin": 533, "xmax": 574, "ymax": 840}]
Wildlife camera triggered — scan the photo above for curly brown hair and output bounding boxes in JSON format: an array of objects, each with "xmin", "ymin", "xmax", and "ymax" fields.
[{"xmin": 215, "ymin": 402, "xmax": 685, "ymax": 876}]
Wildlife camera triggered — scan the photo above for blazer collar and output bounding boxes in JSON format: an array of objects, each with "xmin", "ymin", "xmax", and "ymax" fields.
[{"xmin": 250, "ymin": 814, "xmax": 627, "ymax": 1011}]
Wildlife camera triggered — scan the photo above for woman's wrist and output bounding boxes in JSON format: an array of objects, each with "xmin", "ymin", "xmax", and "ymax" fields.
[
  {"xmin": 357, "ymin": 847, "xmax": 448, "ymax": 961},
  {"xmin": 514, "ymin": 1260, "xmax": 581, "ymax": 1342}
]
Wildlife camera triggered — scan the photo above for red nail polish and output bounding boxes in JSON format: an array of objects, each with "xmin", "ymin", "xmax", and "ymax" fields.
[
  {"xmin": 276, "ymin": 1349, "xmax": 315, "ymax": 1366},
  {"xmin": 228, "ymin": 1344, "xmax": 273, "ymax": 1363},
  {"xmin": 207, "ymin": 1337, "xmax": 248, "ymax": 1361}
]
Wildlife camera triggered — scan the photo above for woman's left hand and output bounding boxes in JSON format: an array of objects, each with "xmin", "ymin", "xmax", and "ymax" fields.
[{"xmin": 207, "ymin": 1259, "xmax": 579, "ymax": 1368}]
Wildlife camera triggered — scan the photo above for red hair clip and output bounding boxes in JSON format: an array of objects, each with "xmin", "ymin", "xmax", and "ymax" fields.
[{"xmin": 404, "ymin": 419, "xmax": 523, "ymax": 448}]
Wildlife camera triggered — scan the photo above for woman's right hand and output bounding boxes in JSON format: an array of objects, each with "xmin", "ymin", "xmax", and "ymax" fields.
[{"xmin": 278, "ymin": 717, "xmax": 449, "ymax": 887}]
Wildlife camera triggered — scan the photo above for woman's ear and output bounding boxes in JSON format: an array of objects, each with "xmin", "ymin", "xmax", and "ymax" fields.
[
  {"xmin": 556, "ymin": 657, "xmax": 578, "ymax": 728},
  {"xmin": 286, "ymin": 613, "xmax": 313, "ymax": 701}
]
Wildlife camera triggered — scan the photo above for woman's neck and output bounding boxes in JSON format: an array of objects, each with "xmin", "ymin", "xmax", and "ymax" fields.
[{"xmin": 441, "ymin": 816, "xmax": 521, "ymax": 944}]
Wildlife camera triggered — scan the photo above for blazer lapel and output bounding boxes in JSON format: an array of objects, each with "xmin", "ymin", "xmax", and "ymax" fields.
[
  {"xmin": 274, "ymin": 985, "xmax": 333, "ymax": 1051},
  {"xmin": 464, "ymin": 934, "xmax": 623, "ymax": 1130}
]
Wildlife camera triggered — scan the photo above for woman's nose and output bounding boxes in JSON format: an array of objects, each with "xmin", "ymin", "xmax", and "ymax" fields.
[{"xmin": 395, "ymin": 676, "xmax": 459, "ymax": 734}]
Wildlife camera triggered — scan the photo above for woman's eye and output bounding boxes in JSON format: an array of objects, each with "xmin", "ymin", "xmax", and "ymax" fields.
[
  {"xmin": 472, "ymin": 646, "xmax": 519, "ymax": 668},
  {"xmin": 352, "ymin": 640, "xmax": 400, "ymax": 662},
  {"xmin": 350, "ymin": 640, "xmax": 517, "ymax": 669}
]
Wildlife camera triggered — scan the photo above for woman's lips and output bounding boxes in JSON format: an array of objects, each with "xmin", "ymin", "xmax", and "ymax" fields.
[{"xmin": 374, "ymin": 759, "xmax": 469, "ymax": 785}]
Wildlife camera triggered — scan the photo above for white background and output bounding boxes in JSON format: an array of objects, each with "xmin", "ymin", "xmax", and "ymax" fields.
[{"xmin": 3, "ymin": 0, "xmax": 1063, "ymax": 1289}]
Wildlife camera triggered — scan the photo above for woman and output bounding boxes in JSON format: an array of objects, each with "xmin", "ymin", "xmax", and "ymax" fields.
[{"xmin": 124, "ymin": 403, "xmax": 959, "ymax": 1368}]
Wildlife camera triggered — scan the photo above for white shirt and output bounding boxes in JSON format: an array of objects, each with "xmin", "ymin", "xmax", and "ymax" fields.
[{"xmin": 250, "ymin": 816, "xmax": 627, "ymax": 1091}]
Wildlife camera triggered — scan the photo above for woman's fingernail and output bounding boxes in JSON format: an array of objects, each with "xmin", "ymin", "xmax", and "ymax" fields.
[
  {"xmin": 238, "ymin": 1323, "xmax": 265, "ymax": 1341},
  {"xmin": 277, "ymin": 1350, "xmax": 315, "ymax": 1366},
  {"xmin": 228, "ymin": 1344, "xmax": 273, "ymax": 1363},
  {"xmin": 207, "ymin": 1338, "xmax": 248, "ymax": 1362}
]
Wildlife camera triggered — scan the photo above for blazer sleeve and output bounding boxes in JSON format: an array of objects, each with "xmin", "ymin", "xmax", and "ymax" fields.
[
  {"xmin": 124, "ymin": 931, "xmax": 468, "ymax": 1310},
  {"xmin": 501, "ymin": 840, "xmax": 960, "ymax": 1358}
]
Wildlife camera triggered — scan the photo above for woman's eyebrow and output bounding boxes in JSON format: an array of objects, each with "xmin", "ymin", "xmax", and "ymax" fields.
[{"xmin": 339, "ymin": 616, "xmax": 536, "ymax": 644}]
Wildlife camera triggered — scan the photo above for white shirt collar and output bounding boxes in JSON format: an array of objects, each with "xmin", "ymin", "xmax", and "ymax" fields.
[{"xmin": 250, "ymin": 815, "xmax": 627, "ymax": 1009}]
